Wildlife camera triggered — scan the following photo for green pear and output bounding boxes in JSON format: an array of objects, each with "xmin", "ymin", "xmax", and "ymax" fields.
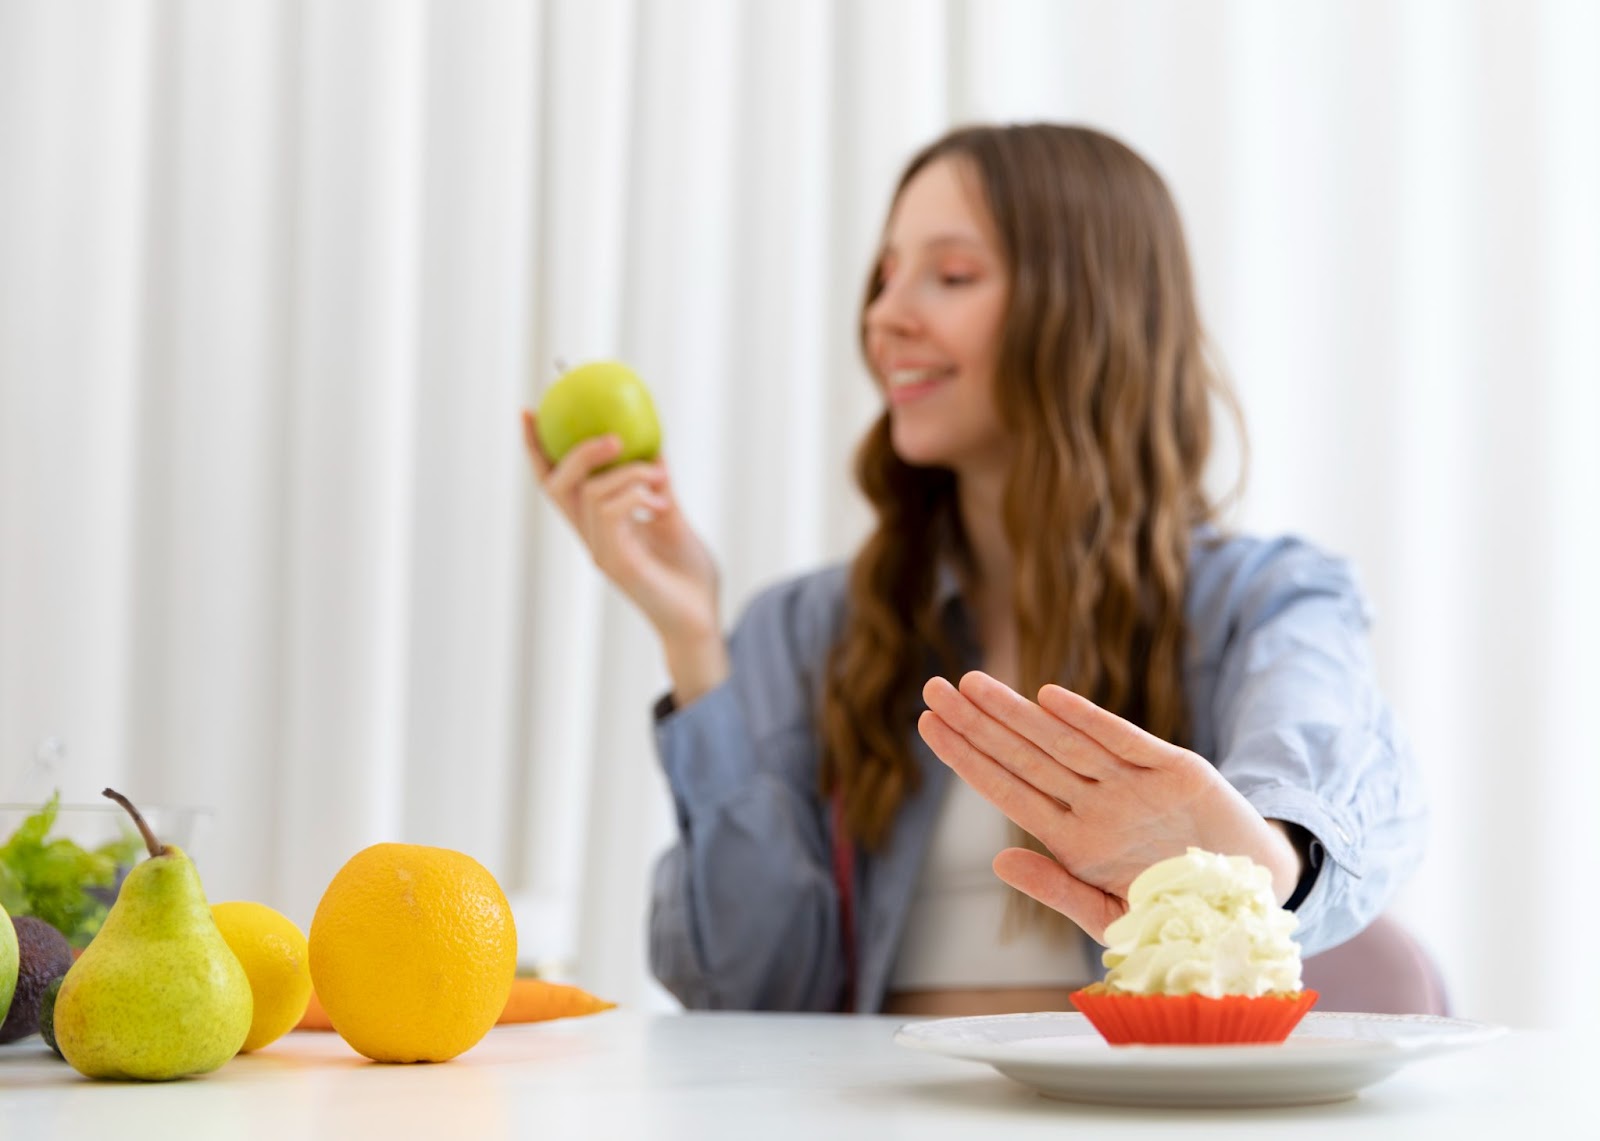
[
  {"xmin": 0, "ymin": 903, "xmax": 17, "ymax": 1027},
  {"xmin": 53, "ymin": 789, "xmax": 252, "ymax": 1080}
]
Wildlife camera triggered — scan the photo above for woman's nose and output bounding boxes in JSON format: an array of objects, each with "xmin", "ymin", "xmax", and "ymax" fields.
[{"xmin": 866, "ymin": 276, "xmax": 919, "ymax": 337}]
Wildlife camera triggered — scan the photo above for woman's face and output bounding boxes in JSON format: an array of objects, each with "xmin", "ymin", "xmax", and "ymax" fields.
[{"xmin": 864, "ymin": 156, "xmax": 1011, "ymax": 475}]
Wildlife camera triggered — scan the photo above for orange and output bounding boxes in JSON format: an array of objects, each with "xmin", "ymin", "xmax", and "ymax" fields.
[{"xmin": 308, "ymin": 843, "xmax": 517, "ymax": 1063}]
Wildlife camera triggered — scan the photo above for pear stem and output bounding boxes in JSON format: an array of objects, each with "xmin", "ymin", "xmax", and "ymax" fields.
[{"xmin": 102, "ymin": 788, "xmax": 169, "ymax": 859}]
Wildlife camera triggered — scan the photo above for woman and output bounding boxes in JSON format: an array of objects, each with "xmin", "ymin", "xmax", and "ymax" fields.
[{"xmin": 522, "ymin": 124, "xmax": 1426, "ymax": 1015}]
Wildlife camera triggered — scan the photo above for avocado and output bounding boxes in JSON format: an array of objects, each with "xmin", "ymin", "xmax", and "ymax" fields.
[
  {"xmin": 37, "ymin": 976, "xmax": 65, "ymax": 1059},
  {"xmin": 0, "ymin": 915, "xmax": 74, "ymax": 1043}
]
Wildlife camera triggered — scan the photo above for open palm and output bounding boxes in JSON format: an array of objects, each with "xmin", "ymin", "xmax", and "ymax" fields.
[{"xmin": 917, "ymin": 671, "xmax": 1299, "ymax": 943}]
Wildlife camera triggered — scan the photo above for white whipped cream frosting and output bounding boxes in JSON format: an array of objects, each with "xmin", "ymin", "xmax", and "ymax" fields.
[{"xmin": 1101, "ymin": 847, "xmax": 1304, "ymax": 998}]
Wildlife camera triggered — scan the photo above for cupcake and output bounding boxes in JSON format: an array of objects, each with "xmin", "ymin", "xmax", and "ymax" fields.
[{"xmin": 1070, "ymin": 847, "xmax": 1317, "ymax": 1045}]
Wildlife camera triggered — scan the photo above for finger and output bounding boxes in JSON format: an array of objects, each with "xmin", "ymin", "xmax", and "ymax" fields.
[
  {"xmin": 521, "ymin": 410, "xmax": 552, "ymax": 480},
  {"xmin": 922, "ymin": 675, "xmax": 1096, "ymax": 802},
  {"xmin": 951, "ymin": 672, "xmax": 1131, "ymax": 781},
  {"xmin": 1037, "ymin": 683, "xmax": 1173, "ymax": 768},
  {"xmin": 580, "ymin": 484, "xmax": 675, "ymax": 587},
  {"xmin": 544, "ymin": 434, "xmax": 625, "ymax": 515},
  {"xmin": 918, "ymin": 709, "xmax": 1079, "ymax": 847},
  {"xmin": 992, "ymin": 848, "xmax": 1125, "ymax": 945},
  {"xmin": 583, "ymin": 479, "xmax": 672, "ymax": 549},
  {"xmin": 574, "ymin": 458, "xmax": 669, "ymax": 509},
  {"xmin": 594, "ymin": 481, "xmax": 671, "ymax": 527}
]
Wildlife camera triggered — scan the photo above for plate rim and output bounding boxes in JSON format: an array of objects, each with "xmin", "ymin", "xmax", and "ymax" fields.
[{"xmin": 893, "ymin": 1009, "xmax": 1509, "ymax": 1070}]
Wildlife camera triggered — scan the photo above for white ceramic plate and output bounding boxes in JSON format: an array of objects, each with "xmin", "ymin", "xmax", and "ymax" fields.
[{"xmin": 894, "ymin": 1010, "xmax": 1507, "ymax": 1108}]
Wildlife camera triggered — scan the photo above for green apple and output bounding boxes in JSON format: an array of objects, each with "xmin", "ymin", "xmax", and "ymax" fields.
[{"xmin": 536, "ymin": 361, "xmax": 661, "ymax": 468}]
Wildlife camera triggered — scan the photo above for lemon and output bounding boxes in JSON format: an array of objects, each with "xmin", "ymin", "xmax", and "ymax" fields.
[
  {"xmin": 210, "ymin": 901, "xmax": 313, "ymax": 1052},
  {"xmin": 308, "ymin": 843, "xmax": 517, "ymax": 1063}
]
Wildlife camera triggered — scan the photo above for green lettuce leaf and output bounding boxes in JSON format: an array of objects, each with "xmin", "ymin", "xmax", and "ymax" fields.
[{"xmin": 0, "ymin": 791, "xmax": 138, "ymax": 948}]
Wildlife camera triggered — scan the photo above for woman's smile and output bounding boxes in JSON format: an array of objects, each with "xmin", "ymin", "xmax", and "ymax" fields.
[{"xmin": 885, "ymin": 364, "xmax": 957, "ymax": 405}]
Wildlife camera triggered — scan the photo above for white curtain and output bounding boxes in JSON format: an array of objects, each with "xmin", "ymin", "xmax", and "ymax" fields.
[{"xmin": 1, "ymin": 0, "xmax": 1595, "ymax": 1028}]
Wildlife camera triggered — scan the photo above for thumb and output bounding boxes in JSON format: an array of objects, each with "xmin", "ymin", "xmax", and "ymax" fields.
[
  {"xmin": 993, "ymin": 848, "xmax": 1124, "ymax": 944},
  {"xmin": 521, "ymin": 410, "xmax": 553, "ymax": 479}
]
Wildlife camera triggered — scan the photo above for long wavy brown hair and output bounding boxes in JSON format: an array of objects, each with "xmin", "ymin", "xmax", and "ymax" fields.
[{"xmin": 819, "ymin": 124, "xmax": 1243, "ymax": 879}]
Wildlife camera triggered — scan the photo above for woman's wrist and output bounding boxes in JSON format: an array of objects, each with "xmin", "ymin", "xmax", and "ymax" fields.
[
  {"xmin": 661, "ymin": 623, "xmax": 730, "ymax": 709},
  {"xmin": 1263, "ymin": 819, "xmax": 1306, "ymax": 906}
]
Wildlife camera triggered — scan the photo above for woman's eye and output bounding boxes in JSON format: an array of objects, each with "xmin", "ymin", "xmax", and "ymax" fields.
[{"xmin": 939, "ymin": 273, "xmax": 977, "ymax": 287}]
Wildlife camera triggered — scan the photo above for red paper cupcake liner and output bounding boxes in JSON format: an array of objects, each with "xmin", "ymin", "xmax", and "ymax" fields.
[{"xmin": 1069, "ymin": 987, "xmax": 1318, "ymax": 1045}]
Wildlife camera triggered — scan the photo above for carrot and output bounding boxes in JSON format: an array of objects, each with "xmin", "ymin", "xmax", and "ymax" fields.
[
  {"xmin": 500, "ymin": 979, "xmax": 616, "ymax": 1022},
  {"xmin": 294, "ymin": 977, "xmax": 614, "ymax": 1033},
  {"xmin": 297, "ymin": 989, "xmax": 335, "ymax": 1031}
]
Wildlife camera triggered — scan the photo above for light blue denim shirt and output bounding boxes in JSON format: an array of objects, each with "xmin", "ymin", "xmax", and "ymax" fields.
[{"xmin": 648, "ymin": 531, "xmax": 1427, "ymax": 1012}]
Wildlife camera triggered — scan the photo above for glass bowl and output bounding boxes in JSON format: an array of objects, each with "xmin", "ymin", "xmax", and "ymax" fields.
[
  {"xmin": 0, "ymin": 801, "xmax": 213, "ymax": 856},
  {"xmin": 0, "ymin": 800, "xmax": 214, "ymax": 947}
]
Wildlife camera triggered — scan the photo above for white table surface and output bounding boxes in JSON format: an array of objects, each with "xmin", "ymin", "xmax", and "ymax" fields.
[{"xmin": 0, "ymin": 1011, "xmax": 1582, "ymax": 1139}]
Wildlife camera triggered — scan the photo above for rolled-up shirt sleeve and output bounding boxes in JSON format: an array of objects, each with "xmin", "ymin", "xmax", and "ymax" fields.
[
  {"xmin": 1207, "ymin": 541, "xmax": 1428, "ymax": 956},
  {"xmin": 647, "ymin": 573, "xmax": 848, "ymax": 1011}
]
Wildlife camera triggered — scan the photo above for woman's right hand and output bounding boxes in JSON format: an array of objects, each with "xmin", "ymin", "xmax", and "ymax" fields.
[{"xmin": 522, "ymin": 410, "xmax": 728, "ymax": 702}]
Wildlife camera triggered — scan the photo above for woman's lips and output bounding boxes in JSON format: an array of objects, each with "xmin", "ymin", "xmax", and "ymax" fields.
[
  {"xmin": 885, "ymin": 366, "xmax": 955, "ymax": 406},
  {"xmin": 888, "ymin": 377, "xmax": 948, "ymax": 405}
]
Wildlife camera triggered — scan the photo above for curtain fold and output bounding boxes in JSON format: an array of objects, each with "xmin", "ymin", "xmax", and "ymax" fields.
[{"xmin": 1, "ymin": 0, "xmax": 1595, "ymax": 1026}]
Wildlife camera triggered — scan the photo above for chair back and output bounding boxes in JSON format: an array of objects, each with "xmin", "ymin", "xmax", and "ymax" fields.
[{"xmin": 1301, "ymin": 913, "xmax": 1451, "ymax": 1015}]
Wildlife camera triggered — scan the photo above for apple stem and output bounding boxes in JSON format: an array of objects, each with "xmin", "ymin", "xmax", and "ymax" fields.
[{"xmin": 102, "ymin": 788, "xmax": 168, "ymax": 859}]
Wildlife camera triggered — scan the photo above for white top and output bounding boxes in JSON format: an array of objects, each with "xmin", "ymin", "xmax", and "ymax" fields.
[{"xmin": 889, "ymin": 774, "xmax": 1096, "ymax": 990}]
